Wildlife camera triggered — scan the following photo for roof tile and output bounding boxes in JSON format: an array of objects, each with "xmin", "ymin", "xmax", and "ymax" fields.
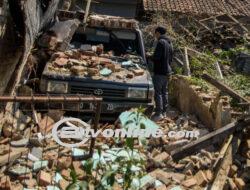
[{"xmin": 143, "ymin": 0, "xmax": 250, "ymax": 16}]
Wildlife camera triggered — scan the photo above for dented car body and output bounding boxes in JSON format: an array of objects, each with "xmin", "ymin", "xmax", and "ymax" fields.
[{"xmin": 40, "ymin": 14, "xmax": 154, "ymax": 114}]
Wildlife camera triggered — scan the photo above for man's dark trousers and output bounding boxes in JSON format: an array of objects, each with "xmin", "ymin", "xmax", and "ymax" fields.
[{"xmin": 153, "ymin": 75, "xmax": 168, "ymax": 115}]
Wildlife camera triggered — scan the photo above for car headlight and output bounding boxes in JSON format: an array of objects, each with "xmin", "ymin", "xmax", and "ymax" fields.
[
  {"xmin": 148, "ymin": 87, "xmax": 154, "ymax": 100},
  {"xmin": 47, "ymin": 81, "xmax": 68, "ymax": 93},
  {"xmin": 40, "ymin": 78, "xmax": 47, "ymax": 92},
  {"xmin": 127, "ymin": 88, "xmax": 147, "ymax": 99}
]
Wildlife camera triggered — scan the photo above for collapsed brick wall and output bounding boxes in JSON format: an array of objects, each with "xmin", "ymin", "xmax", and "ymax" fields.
[{"xmin": 169, "ymin": 75, "xmax": 232, "ymax": 129}]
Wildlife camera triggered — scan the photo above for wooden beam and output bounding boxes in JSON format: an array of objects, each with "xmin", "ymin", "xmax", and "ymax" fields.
[
  {"xmin": 174, "ymin": 56, "xmax": 184, "ymax": 66},
  {"xmin": 209, "ymin": 134, "xmax": 241, "ymax": 190},
  {"xmin": 193, "ymin": 18, "xmax": 212, "ymax": 32},
  {"xmin": 202, "ymin": 74, "xmax": 249, "ymax": 103},
  {"xmin": 0, "ymin": 148, "xmax": 28, "ymax": 166},
  {"xmin": 171, "ymin": 119, "xmax": 249, "ymax": 160},
  {"xmin": 84, "ymin": 0, "xmax": 92, "ymax": 24},
  {"xmin": 225, "ymin": 13, "xmax": 249, "ymax": 33},
  {"xmin": 177, "ymin": 23, "xmax": 197, "ymax": 40}
]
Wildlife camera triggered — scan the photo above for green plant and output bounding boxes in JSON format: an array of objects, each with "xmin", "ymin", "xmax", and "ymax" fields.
[
  {"xmin": 66, "ymin": 170, "xmax": 88, "ymax": 190},
  {"xmin": 187, "ymin": 77, "xmax": 210, "ymax": 92},
  {"xmin": 67, "ymin": 109, "xmax": 148, "ymax": 190},
  {"xmin": 224, "ymin": 74, "xmax": 250, "ymax": 97}
]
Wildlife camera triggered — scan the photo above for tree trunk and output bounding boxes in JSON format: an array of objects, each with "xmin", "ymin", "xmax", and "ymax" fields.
[{"xmin": 0, "ymin": 0, "xmax": 60, "ymax": 95}]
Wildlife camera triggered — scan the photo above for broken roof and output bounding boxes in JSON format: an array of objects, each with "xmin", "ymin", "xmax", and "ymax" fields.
[{"xmin": 142, "ymin": 0, "xmax": 250, "ymax": 17}]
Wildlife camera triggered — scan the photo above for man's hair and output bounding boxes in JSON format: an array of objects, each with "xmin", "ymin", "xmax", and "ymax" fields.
[{"xmin": 155, "ymin": 26, "xmax": 166, "ymax": 35}]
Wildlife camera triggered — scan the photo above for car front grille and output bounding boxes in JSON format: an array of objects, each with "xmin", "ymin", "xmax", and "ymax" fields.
[{"xmin": 70, "ymin": 86, "xmax": 126, "ymax": 98}]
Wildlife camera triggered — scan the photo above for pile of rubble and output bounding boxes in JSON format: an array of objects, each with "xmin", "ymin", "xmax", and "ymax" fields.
[
  {"xmin": 45, "ymin": 48, "xmax": 145, "ymax": 81},
  {"xmin": 142, "ymin": 110, "xmax": 217, "ymax": 190},
  {"xmin": 57, "ymin": 10, "xmax": 139, "ymax": 30},
  {"xmin": 88, "ymin": 15, "xmax": 138, "ymax": 30},
  {"xmin": 0, "ymin": 104, "xmax": 234, "ymax": 190},
  {"xmin": 226, "ymin": 130, "xmax": 250, "ymax": 190}
]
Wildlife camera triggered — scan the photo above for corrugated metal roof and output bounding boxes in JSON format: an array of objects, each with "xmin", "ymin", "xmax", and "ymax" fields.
[{"xmin": 143, "ymin": 0, "xmax": 250, "ymax": 16}]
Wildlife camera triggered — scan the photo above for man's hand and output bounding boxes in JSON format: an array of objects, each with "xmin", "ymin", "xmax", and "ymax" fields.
[{"xmin": 146, "ymin": 52, "xmax": 153, "ymax": 59}]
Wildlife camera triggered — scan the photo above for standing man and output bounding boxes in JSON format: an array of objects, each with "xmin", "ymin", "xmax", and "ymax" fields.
[{"xmin": 151, "ymin": 26, "xmax": 173, "ymax": 121}]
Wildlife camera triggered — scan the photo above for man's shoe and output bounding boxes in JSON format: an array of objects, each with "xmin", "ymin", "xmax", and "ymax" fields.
[{"xmin": 151, "ymin": 113, "xmax": 164, "ymax": 122}]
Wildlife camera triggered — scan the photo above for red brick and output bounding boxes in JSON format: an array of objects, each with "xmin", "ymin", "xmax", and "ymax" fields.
[
  {"xmin": 194, "ymin": 170, "xmax": 208, "ymax": 186},
  {"xmin": 61, "ymin": 169, "xmax": 71, "ymax": 180},
  {"xmin": 23, "ymin": 178, "xmax": 37, "ymax": 188},
  {"xmin": 229, "ymin": 165, "xmax": 238, "ymax": 177},
  {"xmin": 17, "ymin": 173, "xmax": 32, "ymax": 181},
  {"xmin": 58, "ymin": 156, "xmax": 72, "ymax": 170},
  {"xmin": 39, "ymin": 116, "xmax": 54, "ymax": 134},
  {"xmin": 153, "ymin": 152, "xmax": 169, "ymax": 163},
  {"xmin": 132, "ymin": 69, "xmax": 144, "ymax": 76},
  {"xmin": 87, "ymin": 68, "xmax": 99, "ymax": 76},
  {"xmin": 0, "ymin": 145, "xmax": 9, "ymax": 156},
  {"xmin": 205, "ymin": 170, "xmax": 213, "ymax": 182},
  {"xmin": 228, "ymin": 178, "xmax": 237, "ymax": 190},
  {"xmin": 54, "ymin": 57, "xmax": 68, "ymax": 67},
  {"xmin": 2, "ymin": 125, "xmax": 12, "ymax": 138},
  {"xmin": 114, "ymin": 65, "xmax": 122, "ymax": 72},
  {"xmin": 156, "ymin": 185, "xmax": 167, "ymax": 190},
  {"xmin": 126, "ymin": 73, "xmax": 134, "ymax": 79},
  {"xmin": 0, "ymin": 176, "xmax": 12, "ymax": 190},
  {"xmin": 72, "ymin": 161, "xmax": 86, "ymax": 179},
  {"xmin": 37, "ymin": 171, "xmax": 51, "ymax": 186},
  {"xmin": 70, "ymin": 66, "xmax": 86, "ymax": 75},
  {"xmin": 105, "ymin": 63, "xmax": 115, "ymax": 72},
  {"xmin": 150, "ymin": 169, "xmax": 171, "ymax": 185},
  {"xmin": 234, "ymin": 178, "xmax": 245, "ymax": 190},
  {"xmin": 182, "ymin": 178, "xmax": 197, "ymax": 188},
  {"xmin": 59, "ymin": 179, "xmax": 70, "ymax": 190},
  {"xmin": 116, "ymin": 74, "xmax": 123, "ymax": 80}
]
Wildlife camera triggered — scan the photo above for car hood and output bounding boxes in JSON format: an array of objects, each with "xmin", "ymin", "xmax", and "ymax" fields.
[
  {"xmin": 42, "ymin": 51, "xmax": 152, "ymax": 87},
  {"xmin": 43, "ymin": 65, "xmax": 152, "ymax": 87}
]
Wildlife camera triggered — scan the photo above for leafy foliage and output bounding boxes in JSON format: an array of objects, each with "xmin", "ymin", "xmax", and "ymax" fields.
[{"xmin": 67, "ymin": 109, "xmax": 148, "ymax": 190}]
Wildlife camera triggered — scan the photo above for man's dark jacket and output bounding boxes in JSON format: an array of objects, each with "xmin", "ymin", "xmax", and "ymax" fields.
[{"xmin": 153, "ymin": 35, "xmax": 173, "ymax": 75}]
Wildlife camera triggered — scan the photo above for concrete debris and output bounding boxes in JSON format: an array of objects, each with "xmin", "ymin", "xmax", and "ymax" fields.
[
  {"xmin": 10, "ymin": 138, "xmax": 29, "ymax": 147},
  {"xmin": 8, "ymin": 165, "xmax": 31, "ymax": 176},
  {"xmin": 33, "ymin": 160, "xmax": 48, "ymax": 172}
]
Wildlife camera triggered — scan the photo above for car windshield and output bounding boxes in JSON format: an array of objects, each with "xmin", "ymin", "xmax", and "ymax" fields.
[{"xmin": 71, "ymin": 27, "xmax": 141, "ymax": 56}]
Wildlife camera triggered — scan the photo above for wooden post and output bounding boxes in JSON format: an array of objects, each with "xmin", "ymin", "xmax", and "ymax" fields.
[
  {"xmin": 184, "ymin": 47, "xmax": 191, "ymax": 76},
  {"xmin": 84, "ymin": 0, "xmax": 92, "ymax": 24},
  {"xmin": 214, "ymin": 62, "xmax": 223, "ymax": 79}
]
